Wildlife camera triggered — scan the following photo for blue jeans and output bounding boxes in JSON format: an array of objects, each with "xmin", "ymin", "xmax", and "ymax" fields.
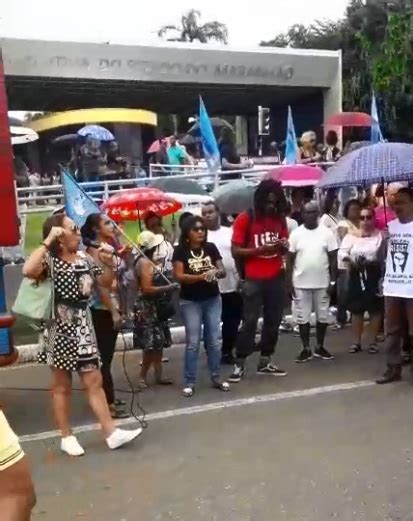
[{"xmin": 180, "ymin": 296, "xmax": 222, "ymax": 386}]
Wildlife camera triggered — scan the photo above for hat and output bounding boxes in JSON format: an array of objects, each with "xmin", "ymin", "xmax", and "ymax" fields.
[{"xmin": 137, "ymin": 231, "xmax": 164, "ymax": 250}]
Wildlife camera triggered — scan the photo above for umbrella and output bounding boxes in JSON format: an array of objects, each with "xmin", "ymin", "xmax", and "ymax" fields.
[
  {"xmin": 318, "ymin": 142, "xmax": 413, "ymax": 189},
  {"xmin": 211, "ymin": 180, "xmax": 255, "ymax": 214},
  {"xmin": 10, "ymin": 125, "xmax": 37, "ymax": 136},
  {"xmin": 11, "ymin": 133, "xmax": 39, "ymax": 145},
  {"xmin": 324, "ymin": 112, "xmax": 377, "ymax": 127},
  {"xmin": 8, "ymin": 116, "xmax": 24, "ymax": 127},
  {"xmin": 343, "ymin": 141, "xmax": 371, "ymax": 155},
  {"xmin": 78, "ymin": 125, "xmax": 115, "ymax": 141},
  {"xmin": 52, "ymin": 134, "xmax": 78, "ymax": 146},
  {"xmin": 147, "ymin": 137, "xmax": 170, "ymax": 155},
  {"xmin": 188, "ymin": 118, "xmax": 234, "ymax": 137},
  {"xmin": 150, "ymin": 178, "xmax": 208, "ymax": 196},
  {"xmin": 179, "ymin": 134, "xmax": 197, "ymax": 147},
  {"xmin": 266, "ymin": 165, "xmax": 324, "ymax": 187},
  {"xmin": 101, "ymin": 187, "xmax": 182, "ymax": 221}
]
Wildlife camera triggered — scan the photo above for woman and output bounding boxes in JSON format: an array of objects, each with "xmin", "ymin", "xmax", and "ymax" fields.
[
  {"xmin": 339, "ymin": 207, "xmax": 384, "ymax": 353},
  {"xmin": 324, "ymin": 130, "xmax": 341, "ymax": 162},
  {"xmin": 320, "ymin": 192, "xmax": 341, "ymax": 234},
  {"xmin": 173, "ymin": 216, "xmax": 230, "ymax": 397},
  {"xmin": 134, "ymin": 231, "xmax": 178, "ymax": 387},
  {"xmin": 22, "ymin": 214, "xmax": 142, "ymax": 456},
  {"xmin": 81, "ymin": 213, "xmax": 129, "ymax": 419},
  {"xmin": 299, "ymin": 131, "xmax": 321, "ymax": 164},
  {"xmin": 144, "ymin": 212, "xmax": 175, "ymax": 273},
  {"xmin": 337, "ymin": 199, "xmax": 362, "ymax": 242}
]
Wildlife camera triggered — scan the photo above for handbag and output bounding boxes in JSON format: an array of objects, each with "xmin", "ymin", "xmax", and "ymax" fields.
[{"xmin": 12, "ymin": 256, "xmax": 55, "ymax": 323}]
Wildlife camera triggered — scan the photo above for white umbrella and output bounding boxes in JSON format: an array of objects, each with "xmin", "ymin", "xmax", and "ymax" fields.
[
  {"xmin": 10, "ymin": 125, "xmax": 38, "ymax": 136},
  {"xmin": 11, "ymin": 133, "xmax": 39, "ymax": 145}
]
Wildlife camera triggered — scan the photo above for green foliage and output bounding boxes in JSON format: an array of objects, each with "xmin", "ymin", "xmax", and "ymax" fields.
[{"xmin": 158, "ymin": 9, "xmax": 228, "ymax": 44}]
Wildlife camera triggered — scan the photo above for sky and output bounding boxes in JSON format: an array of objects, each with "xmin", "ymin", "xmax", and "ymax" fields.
[{"xmin": 2, "ymin": 0, "xmax": 350, "ymax": 48}]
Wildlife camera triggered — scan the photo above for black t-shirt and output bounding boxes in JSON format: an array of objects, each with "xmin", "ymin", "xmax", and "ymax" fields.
[{"xmin": 172, "ymin": 242, "xmax": 222, "ymax": 301}]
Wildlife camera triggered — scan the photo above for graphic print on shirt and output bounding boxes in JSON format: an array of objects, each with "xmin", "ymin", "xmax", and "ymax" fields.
[
  {"xmin": 188, "ymin": 255, "xmax": 214, "ymax": 274},
  {"xmin": 254, "ymin": 231, "xmax": 280, "ymax": 258},
  {"xmin": 390, "ymin": 239, "xmax": 409, "ymax": 273}
]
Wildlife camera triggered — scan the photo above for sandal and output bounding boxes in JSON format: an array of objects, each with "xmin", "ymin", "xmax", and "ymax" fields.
[
  {"xmin": 114, "ymin": 399, "xmax": 127, "ymax": 407},
  {"xmin": 138, "ymin": 380, "xmax": 148, "ymax": 390},
  {"xmin": 349, "ymin": 343, "xmax": 362, "ymax": 354},
  {"xmin": 156, "ymin": 378, "xmax": 174, "ymax": 385},
  {"xmin": 109, "ymin": 405, "xmax": 131, "ymax": 419},
  {"xmin": 212, "ymin": 379, "xmax": 231, "ymax": 392},
  {"xmin": 182, "ymin": 386, "xmax": 194, "ymax": 397},
  {"xmin": 368, "ymin": 344, "xmax": 379, "ymax": 354}
]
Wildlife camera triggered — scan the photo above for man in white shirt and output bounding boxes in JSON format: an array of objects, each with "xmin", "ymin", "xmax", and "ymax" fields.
[
  {"xmin": 286, "ymin": 201, "xmax": 338, "ymax": 363},
  {"xmin": 377, "ymin": 187, "xmax": 413, "ymax": 384},
  {"xmin": 202, "ymin": 202, "xmax": 242, "ymax": 365}
]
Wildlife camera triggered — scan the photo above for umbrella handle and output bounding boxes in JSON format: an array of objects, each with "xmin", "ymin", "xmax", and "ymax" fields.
[{"xmin": 381, "ymin": 177, "xmax": 388, "ymax": 226}]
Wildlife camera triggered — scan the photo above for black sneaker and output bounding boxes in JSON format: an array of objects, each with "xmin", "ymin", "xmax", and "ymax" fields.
[
  {"xmin": 228, "ymin": 364, "xmax": 245, "ymax": 383},
  {"xmin": 314, "ymin": 346, "xmax": 334, "ymax": 360},
  {"xmin": 257, "ymin": 363, "xmax": 288, "ymax": 376},
  {"xmin": 295, "ymin": 349, "xmax": 313, "ymax": 363}
]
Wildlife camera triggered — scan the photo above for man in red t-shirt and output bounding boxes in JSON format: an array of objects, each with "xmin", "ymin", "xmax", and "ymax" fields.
[{"xmin": 229, "ymin": 180, "xmax": 289, "ymax": 382}]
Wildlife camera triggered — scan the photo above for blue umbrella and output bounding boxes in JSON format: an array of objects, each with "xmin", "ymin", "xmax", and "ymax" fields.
[
  {"xmin": 318, "ymin": 142, "xmax": 413, "ymax": 188},
  {"xmin": 77, "ymin": 124, "xmax": 115, "ymax": 141}
]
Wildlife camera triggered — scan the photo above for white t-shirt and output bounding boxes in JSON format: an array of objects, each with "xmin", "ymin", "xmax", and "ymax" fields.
[
  {"xmin": 339, "ymin": 232, "xmax": 383, "ymax": 265},
  {"xmin": 286, "ymin": 217, "xmax": 298, "ymax": 235},
  {"xmin": 320, "ymin": 213, "xmax": 340, "ymax": 235},
  {"xmin": 384, "ymin": 219, "xmax": 413, "ymax": 298},
  {"xmin": 207, "ymin": 226, "xmax": 239, "ymax": 293},
  {"xmin": 289, "ymin": 225, "xmax": 338, "ymax": 289}
]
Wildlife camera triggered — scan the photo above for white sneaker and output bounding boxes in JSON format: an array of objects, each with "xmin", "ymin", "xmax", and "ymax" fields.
[
  {"xmin": 106, "ymin": 428, "xmax": 143, "ymax": 450},
  {"xmin": 60, "ymin": 435, "xmax": 85, "ymax": 457}
]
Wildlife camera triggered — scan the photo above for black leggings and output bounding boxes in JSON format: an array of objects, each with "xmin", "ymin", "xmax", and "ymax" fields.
[{"xmin": 91, "ymin": 308, "xmax": 118, "ymax": 405}]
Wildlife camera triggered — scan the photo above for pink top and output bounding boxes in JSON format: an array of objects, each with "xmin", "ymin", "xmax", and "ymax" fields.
[{"xmin": 375, "ymin": 206, "xmax": 396, "ymax": 231}]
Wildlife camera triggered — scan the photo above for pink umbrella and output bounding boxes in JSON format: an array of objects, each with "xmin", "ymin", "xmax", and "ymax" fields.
[
  {"xmin": 147, "ymin": 137, "xmax": 170, "ymax": 155},
  {"xmin": 266, "ymin": 165, "xmax": 324, "ymax": 187}
]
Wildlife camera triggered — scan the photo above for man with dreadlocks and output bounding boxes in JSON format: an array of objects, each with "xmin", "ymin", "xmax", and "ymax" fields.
[{"xmin": 229, "ymin": 179, "xmax": 289, "ymax": 382}]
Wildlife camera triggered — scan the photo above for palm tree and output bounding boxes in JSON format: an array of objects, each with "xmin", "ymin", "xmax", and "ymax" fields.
[{"xmin": 158, "ymin": 10, "xmax": 228, "ymax": 44}]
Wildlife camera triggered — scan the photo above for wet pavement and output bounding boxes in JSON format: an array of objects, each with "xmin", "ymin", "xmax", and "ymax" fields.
[{"xmin": 2, "ymin": 328, "xmax": 413, "ymax": 520}]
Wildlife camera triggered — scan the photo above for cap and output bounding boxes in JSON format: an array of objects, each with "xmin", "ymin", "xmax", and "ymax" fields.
[{"xmin": 137, "ymin": 231, "xmax": 164, "ymax": 250}]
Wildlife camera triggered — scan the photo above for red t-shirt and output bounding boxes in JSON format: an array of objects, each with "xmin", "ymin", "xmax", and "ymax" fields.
[{"xmin": 232, "ymin": 212, "xmax": 288, "ymax": 280}]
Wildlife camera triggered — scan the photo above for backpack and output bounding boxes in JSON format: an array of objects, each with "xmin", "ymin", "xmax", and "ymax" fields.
[{"xmin": 234, "ymin": 209, "xmax": 254, "ymax": 281}]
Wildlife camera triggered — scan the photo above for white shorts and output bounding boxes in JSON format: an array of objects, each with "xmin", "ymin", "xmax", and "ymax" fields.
[{"xmin": 293, "ymin": 288, "xmax": 330, "ymax": 325}]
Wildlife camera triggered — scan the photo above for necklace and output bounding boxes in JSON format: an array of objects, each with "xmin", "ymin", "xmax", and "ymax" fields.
[{"xmin": 190, "ymin": 249, "xmax": 204, "ymax": 259}]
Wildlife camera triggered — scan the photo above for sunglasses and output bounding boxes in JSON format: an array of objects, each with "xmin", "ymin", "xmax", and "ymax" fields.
[
  {"xmin": 192, "ymin": 226, "xmax": 206, "ymax": 232},
  {"xmin": 360, "ymin": 215, "xmax": 373, "ymax": 221}
]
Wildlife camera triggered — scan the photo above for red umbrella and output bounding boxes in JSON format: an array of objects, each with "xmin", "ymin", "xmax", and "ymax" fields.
[
  {"xmin": 147, "ymin": 137, "xmax": 170, "ymax": 155},
  {"xmin": 324, "ymin": 112, "xmax": 377, "ymax": 127},
  {"xmin": 266, "ymin": 165, "xmax": 324, "ymax": 187},
  {"xmin": 102, "ymin": 187, "xmax": 182, "ymax": 221}
]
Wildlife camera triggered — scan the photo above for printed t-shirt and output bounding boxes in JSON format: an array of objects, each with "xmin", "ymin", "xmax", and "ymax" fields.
[
  {"xmin": 173, "ymin": 242, "xmax": 222, "ymax": 301},
  {"xmin": 232, "ymin": 212, "xmax": 288, "ymax": 280},
  {"xmin": 384, "ymin": 219, "xmax": 413, "ymax": 298}
]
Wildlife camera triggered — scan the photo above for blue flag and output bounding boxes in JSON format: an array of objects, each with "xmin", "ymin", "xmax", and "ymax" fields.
[
  {"xmin": 62, "ymin": 169, "xmax": 102, "ymax": 228},
  {"xmin": 199, "ymin": 96, "xmax": 220, "ymax": 172},
  {"xmin": 371, "ymin": 93, "xmax": 384, "ymax": 144},
  {"xmin": 285, "ymin": 106, "xmax": 298, "ymax": 165}
]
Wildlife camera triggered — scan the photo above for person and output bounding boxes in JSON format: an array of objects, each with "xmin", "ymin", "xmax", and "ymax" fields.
[
  {"xmin": 219, "ymin": 127, "xmax": 252, "ymax": 179},
  {"xmin": 287, "ymin": 202, "xmax": 338, "ymax": 363},
  {"xmin": 173, "ymin": 215, "xmax": 230, "ymax": 397},
  {"xmin": 324, "ymin": 130, "xmax": 341, "ymax": 162},
  {"xmin": 22, "ymin": 214, "xmax": 142, "ymax": 456},
  {"xmin": 13, "ymin": 156, "xmax": 30, "ymax": 188},
  {"xmin": 337, "ymin": 199, "xmax": 362, "ymax": 242},
  {"xmin": 290, "ymin": 188, "xmax": 305, "ymax": 225},
  {"xmin": 81, "ymin": 214, "xmax": 129, "ymax": 419},
  {"xmin": 80, "ymin": 136, "xmax": 105, "ymax": 186},
  {"xmin": 144, "ymin": 212, "xmax": 175, "ymax": 273},
  {"xmin": 339, "ymin": 207, "xmax": 384, "ymax": 354},
  {"xmin": 134, "ymin": 231, "xmax": 177, "ymax": 388},
  {"xmin": 28, "ymin": 171, "xmax": 41, "ymax": 205},
  {"xmin": 269, "ymin": 141, "xmax": 281, "ymax": 164},
  {"xmin": 202, "ymin": 202, "xmax": 242, "ymax": 365},
  {"xmin": 229, "ymin": 180, "xmax": 289, "ymax": 382},
  {"xmin": 374, "ymin": 183, "xmax": 406, "ymax": 231},
  {"xmin": 299, "ymin": 131, "xmax": 322, "ymax": 164},
  {"xmin": 154, "ymin": 139, "xmax": 170, "ymax": 175},
  {"xmin": 377, "ymin": 188, "xmax": 413, "ymax": 384},
  {"xmin": 320, "ymin": 192, "xmax": 341, "ymax": 234},
  {"xmin": 285, "ymin": 202, "xmax": 299, "ymax": 236},
  {"xmin": 107, "ymin": 140, "xmax": 128, "ymax": 175},
  {"xmin": 167, "ymin": 135, "xmax": 188, "ymax": 169},
  {"xmin": 0, "ymin": 348, "xmax": 36, "ymax": 521}
]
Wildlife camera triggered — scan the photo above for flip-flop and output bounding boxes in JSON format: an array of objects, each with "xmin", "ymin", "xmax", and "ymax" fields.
[
  {"xmin": 156, "ymin": 378, "xmax": 174, "ymax": 385},
  {"xmin": 349, "ymin": 343, "xmax": 362, "ymax": 354},
  {"xmin": 368, "ymin": 344, "xmax": 379, "ymax": 354}
]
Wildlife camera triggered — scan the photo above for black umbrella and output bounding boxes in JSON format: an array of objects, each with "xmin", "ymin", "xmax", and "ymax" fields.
[
  {"xmin": 150, "ymin": 178, "xmax": 208, "ymax": 196},
  {"xmin": 188, "ymin": 118, "xmax": 234, "ymax": 137},
  {"xmin": 211, "ymin": 180, "xmax": 255, "ymax": 214},
  {"xmin": 52, "ymin": 134, "xmax": 79, "ymax": 146},
  {"xmin": 179, "ymin": 134, "xmax": 198, "ymax": 146}
]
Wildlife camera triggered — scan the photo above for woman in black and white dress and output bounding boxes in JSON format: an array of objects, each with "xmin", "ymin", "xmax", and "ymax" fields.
[{"xmin": 23, "ymin": 214, "xmax": 142, "ymax": 457}]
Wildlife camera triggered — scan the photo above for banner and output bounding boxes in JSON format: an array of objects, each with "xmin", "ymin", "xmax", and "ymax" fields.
[
  {"xmin": 62, "ymin": 169, "xmax": 102, "ymax": 228},
  {"xmin": 284, "ymin": 106, "xmax": 299, "ymax": 165},
  {"xmin": 199, "ymin": 96, "xmax": 220, "ymax": 173}
]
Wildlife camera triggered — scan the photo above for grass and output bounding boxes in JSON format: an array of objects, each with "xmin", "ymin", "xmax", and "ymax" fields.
[{"xmin": 24, "ymin": 212, "xmax": 178, "ymax": 254}]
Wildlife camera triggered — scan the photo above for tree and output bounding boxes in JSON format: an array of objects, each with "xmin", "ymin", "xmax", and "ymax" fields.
[{"xmin": 158, "ymin": 10, "xmax": 228, "ymax": 44}]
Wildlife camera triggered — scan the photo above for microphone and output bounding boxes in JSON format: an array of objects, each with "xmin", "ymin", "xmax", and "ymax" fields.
[{"xmin": 83, "ymin": 238, "xmax": 119, "ymax": 256}]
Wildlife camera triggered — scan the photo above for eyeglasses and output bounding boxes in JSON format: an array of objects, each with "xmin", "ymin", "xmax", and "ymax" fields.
[
  {"xmin": 192, "ymin": 226, "xmax": 205, "ymax": 232},
  {"xmin": 360, "ymin": 215, "xmax": 373, "ymax": 221}
]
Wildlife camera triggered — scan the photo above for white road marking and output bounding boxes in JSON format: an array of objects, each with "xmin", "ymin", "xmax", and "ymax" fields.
[{"xmin": 19, "ymin": 380, "xmax": 375, "ymax": 444}]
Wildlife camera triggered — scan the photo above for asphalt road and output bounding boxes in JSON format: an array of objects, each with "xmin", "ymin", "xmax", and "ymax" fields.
[{"xmin": 2, "ymin": 328, "xmax": 413, "ymax": 521}]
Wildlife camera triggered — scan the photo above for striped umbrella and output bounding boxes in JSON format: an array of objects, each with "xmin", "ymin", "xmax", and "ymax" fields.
[{"xmin": 318, "ymin": 142, "xmax": 413, "ymax": 188}]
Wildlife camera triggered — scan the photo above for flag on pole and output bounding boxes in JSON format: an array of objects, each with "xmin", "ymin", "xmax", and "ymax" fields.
[
  {"xmin": 284, "ymin": 106, "xmax": 298, "ymax": 165},
  {"xmin": 199, "ymin": 96, "xmax": 220, "ymax": 173},
  {"xmin": 371, "ymin": 93, "xmax": 384, "ymax": 144},
  {"xmin": 61, "ymin": 169, "xmax": 102, "ymax": 228}
]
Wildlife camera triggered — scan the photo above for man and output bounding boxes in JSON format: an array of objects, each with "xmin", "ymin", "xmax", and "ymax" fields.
[
  {"xmin": 218, "ymin": 127, "xmax": 252, "ymax": 180},
  {"xmin": 167, "ymin": 135, "xmax": 188, "ymax": 169},
  {"xmin": 0, "ymin": 341, "xmax": 36, "ymax": 520},
  {"xmin": 286, "ymin": 202, "xmax": 338, "ymax": 363},
  {"xmin": 202, "ymin": 202, "xmax": 242, "ymax": 365},
  {"xmin": 377, "ymin": 187, "xmax": 413, "ymax": 384},
  {"xmin": 229, "ymin": 179, "xmax": 289, "ymax": 382},
  {"xmin": 80, "ymin": 136, "xmax": 104, "ymax": 186}
]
